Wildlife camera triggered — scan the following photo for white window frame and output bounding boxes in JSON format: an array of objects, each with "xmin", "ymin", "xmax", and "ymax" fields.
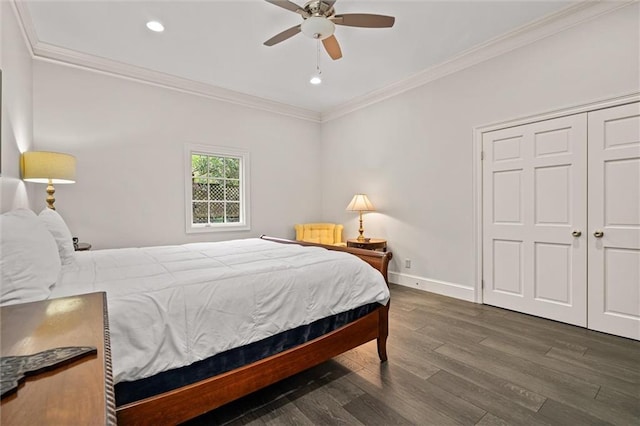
[{"xmin": 184, "ymin": 143, "xmax": 251, "ymax": 233}]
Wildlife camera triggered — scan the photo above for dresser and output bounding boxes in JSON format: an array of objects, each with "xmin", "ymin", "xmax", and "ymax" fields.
[{"xmin": 0, "ymin": 292, "xmax": 116, "ymax": 425}]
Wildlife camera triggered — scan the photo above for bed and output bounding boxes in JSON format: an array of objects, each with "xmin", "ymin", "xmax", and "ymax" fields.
[{"xmin": 0, "ymin": 210, "xmax": 391, "ymax": 425}]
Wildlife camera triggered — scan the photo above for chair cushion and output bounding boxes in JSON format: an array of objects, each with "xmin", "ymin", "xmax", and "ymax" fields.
[{"xmin": 294, "ymin": 223, "xmax": 343, "ymax": 246}]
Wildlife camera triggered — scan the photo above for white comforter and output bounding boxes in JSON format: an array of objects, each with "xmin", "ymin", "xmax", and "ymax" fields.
[{"xmin": 50, "ymin": 238, "xmax": 390, "ymax": 384}]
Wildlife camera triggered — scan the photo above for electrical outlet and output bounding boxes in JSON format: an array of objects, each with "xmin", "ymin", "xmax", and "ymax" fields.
[{"xmin": 405, "ymin": 258, "xmax": 411, "ymax": 268}]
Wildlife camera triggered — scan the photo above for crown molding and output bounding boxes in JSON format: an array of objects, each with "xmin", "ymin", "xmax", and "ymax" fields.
[
  {"xmin": 12, "ymin": 1, "xmax": 633, "ymax": 124},
  {"xmin": 320, "ymin": 1, "xmax": 636, "ymax": 123},
  {"xmin": 12, "ymin": 2, "xmax": 321, "ymax": 123},
  {"xmin": 11, "ymin": 0, "xmax": 36, "ymax": 56},
  {"xmin": 33, "ymin": 42, "xmax": 322, "ymax": 122}
]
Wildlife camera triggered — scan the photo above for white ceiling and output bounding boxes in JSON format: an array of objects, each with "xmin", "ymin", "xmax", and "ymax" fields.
[{"xmin": 23, "ymin": 0, "xmax": 576, "ymax": 114}]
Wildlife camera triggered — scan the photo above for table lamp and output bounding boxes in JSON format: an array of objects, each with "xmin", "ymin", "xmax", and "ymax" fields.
[
  {"xmin": 21, "ymin": 151, "xmax": 76, "ymax": 210},
  {"xmin": 346, "ymin": 194, "xmax": 375, "ymax": 241}
]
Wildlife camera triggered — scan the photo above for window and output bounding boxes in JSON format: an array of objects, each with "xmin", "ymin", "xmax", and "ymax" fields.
[{"xmin": 185, "ymin": 144, "xmax": 250, "ymax": 233}]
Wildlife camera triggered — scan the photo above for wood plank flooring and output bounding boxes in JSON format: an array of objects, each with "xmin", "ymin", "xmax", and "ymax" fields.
[{"xmin": 184, "ymin": 284, "xmax": 640, "ymax": 425}]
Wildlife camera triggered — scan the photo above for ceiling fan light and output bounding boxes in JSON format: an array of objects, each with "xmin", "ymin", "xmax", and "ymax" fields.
[
  {"xmin": 309, "ymin": 73, "xmax": 322, "ymax": 85},
  {"xmin": 301, "ymin": 16, "xmax": 335, "ymax": 40}
]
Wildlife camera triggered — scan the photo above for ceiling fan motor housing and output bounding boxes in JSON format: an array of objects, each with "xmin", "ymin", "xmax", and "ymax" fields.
[{"xmin": 303, "ymin": 0, "xmax": 335, "ymax": 17}]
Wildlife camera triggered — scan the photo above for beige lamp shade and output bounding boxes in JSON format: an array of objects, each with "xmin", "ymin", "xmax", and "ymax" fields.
[
  {"xmin": 346, "ymin": 194, "xmax": 375, "ymax": 241},
  {"xmin": 346, "ymin": 194, "xmax": 375, "ymax": 212},
  {"xmin": 21, "ymin": 151, "xmax": 76, "ymax": 184}
]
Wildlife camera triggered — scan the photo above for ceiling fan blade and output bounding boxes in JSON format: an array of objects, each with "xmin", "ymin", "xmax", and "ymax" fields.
[
  {"xmin": 331, "ymin": 14, "xmax": 395, "ymax": 28},
  {"xmin": 264, "ymin": 0, "xmax": 309, "ymax": 17},
  {"xmin": 322, "ymin": 35, "xmax": 342, "ymax": 60},
  {"xmin": 263, "ymin": 24, "xmax": 302, "ymax": 46}
]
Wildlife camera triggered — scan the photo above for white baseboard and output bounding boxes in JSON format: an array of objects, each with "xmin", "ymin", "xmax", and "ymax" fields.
[{"xmin": 388, "ymin": 271, "xmax": 476, "ymax": 302}]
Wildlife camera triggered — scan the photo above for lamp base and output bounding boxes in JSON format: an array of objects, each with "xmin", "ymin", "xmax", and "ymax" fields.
[
  {"xmin": 46, "ymin": 180, "xmax": 56, "ymax": 210},
  {"xmin": 356, "ymin": 211, "xmax": 365, "ymax": 241}
]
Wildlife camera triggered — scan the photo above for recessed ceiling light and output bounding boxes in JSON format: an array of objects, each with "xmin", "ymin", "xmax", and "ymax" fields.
[{"xmin": 146, "ymin": 21, "xmax": 164, "ymax": 32}]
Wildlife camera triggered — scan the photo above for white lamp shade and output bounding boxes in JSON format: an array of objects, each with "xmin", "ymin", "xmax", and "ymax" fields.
[
  {"xmin": 21, "ymin": 151, "xmax": 76, "ymax": 184},
  {"xmin": 301, "ymin": 16, "xmax": 335, "ymax": 40},
  {"xmin": 346, "ymin": 194, "xmax": 375, "ymax": 212}
]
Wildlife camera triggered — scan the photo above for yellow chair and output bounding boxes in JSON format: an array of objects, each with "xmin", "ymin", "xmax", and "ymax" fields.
[{"xmin": 294, "ymin": 223, "xmax": 346, "ymax": 246}]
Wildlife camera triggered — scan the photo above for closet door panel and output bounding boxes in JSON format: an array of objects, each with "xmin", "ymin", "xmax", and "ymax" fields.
[
  {"xmin": 483, "ymin": 114, "xmax": 587, "ymax": 326},
  {"xmin": 483, "ymin": 126, "xmax": 528, "ymax": 312},
  {"xmin": 588, "ymin": 102, "xmax": 640, "ymax": 340}
]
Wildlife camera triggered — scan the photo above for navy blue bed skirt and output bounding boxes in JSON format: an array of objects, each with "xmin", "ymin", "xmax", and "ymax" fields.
[{"xmin": 115, "ymin": 302, "xmax": 380, "ymax": 406}]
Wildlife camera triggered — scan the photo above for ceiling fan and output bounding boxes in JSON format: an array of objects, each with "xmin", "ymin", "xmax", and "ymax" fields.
[{"xmin": 263, "ymin": 0, "xmax": 395, "ymax": 60}]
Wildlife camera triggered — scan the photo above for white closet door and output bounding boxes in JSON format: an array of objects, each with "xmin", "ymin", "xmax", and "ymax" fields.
[
  {"xmin": 588, "ymin": 102, "xmax": 640, "ymax": 340},
  {"xmin": 483, "ymin": 114, "xmax": 587, "ymax": 326}
]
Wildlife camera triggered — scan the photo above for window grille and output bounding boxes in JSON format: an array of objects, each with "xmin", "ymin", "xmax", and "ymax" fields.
[{"xmin": 185, "ymin": 145, "xmax": 250, "ymax": 233}]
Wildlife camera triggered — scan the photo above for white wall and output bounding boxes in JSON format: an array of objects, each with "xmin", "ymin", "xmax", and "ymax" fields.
[
  {"xmin": 32, "ymin": 63, "xmax": 322, "ymax": 248},
  {"xmin": 321, "ymin": 4, "xmax": 640, "ymax": 299},
  {"xmin": 22, "ymin": 4, "xmax": 640, "ymax": 299},
  {"xmin": 0, "ymin": 2, "xmax": 34, "ymax": 213}
]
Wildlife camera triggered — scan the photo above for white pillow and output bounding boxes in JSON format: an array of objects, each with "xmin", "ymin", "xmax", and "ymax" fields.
[
  {"xmin": 39, "ymin": 208, "xmax": 75, "ymax": 265},
  {"xmin": 0, "ymin": 209, "xmax": 61, "ymax": 306}
]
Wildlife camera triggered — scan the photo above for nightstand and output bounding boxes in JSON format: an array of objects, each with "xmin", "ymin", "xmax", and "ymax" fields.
[
  {"xmin": 347, "ymin": 238, "xmax": 387, "ymax": 252},
  {"xmin": 75, "ymin": 242, "xmax": 92, "ymax": 251},
  {"xmin": 0, "ymin": 292, "xmax": 116, "ymax": 425}
]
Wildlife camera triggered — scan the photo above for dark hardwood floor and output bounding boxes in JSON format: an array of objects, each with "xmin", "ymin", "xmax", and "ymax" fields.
[{"xmin": 184, "ymin": 284, "xmax": 640, "ymax": 425}]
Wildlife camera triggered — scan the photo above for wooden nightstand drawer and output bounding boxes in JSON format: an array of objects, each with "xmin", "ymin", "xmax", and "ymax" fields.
[{"xmin": 347, "ymin": 238, "xmax": 387, "ymax": 251}]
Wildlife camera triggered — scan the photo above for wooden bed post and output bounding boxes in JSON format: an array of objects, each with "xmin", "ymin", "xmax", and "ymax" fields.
[{"xmin": 377, "ymin": 304, "xmax": 389, "ymax": 362}]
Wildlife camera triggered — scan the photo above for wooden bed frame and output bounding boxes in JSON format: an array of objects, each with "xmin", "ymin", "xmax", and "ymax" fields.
[{"xmin": 116, "ymin": 236, "xmax": 392, "ymax": 425}]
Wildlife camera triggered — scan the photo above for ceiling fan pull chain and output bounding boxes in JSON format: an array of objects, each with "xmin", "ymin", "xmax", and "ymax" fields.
[{"xmin": 309, "ymin": 40, "xmax": 323, "ymax": 85}]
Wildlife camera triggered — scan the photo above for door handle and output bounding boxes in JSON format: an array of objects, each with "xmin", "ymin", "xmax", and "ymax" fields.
[
  {"xmin": 594, "ymin": 230, "xmax": 604, "ymax": 238},
  {"xmin": 572, "ymin": 230, "xmax": 582, "ymax": 237}
]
